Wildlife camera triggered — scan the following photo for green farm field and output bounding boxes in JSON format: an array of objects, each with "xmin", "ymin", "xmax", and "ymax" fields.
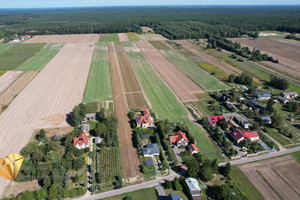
[
  {"xmin": 102, "ymin": 187, "xmax": 158, "ymax": 200},
  {"xmin": 0, "ymin": 43, "xmax": 45, "ymax": 70},
  {"xmin": 127, "ymin": 32, "xmax": 140, "ymax": 41},
  {"xmin": 159, "ymin": 48, "xmax": 229, "ymax": 91},
  {"xmin": 231, "ymin": 167, "xmax": 265, "ymax": 200},
  {"xmin": 124, "ymin": 42, "xmax": 222, "ymax": 159},
  {"xmin": 0, "ymin": 43, "xmax": 14, "ymax": 55},
  {"xmin": 17, "ymin": 43, "xmax": 63, "ymax": 70},
  {"xmin": 99, "ymin": 34, "xmax": 120, "ymax": 42},
  {"xmin": 83, "ymin": 42, "xmax": 112, "ymax": 102}
]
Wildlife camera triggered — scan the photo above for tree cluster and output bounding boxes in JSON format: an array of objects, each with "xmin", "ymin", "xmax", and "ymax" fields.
[
  {"xmin": 94, "ymin": 115, "xmax": 118, "ymax": 147},
  {"xmin": 228, "ymin": 72, "xmax": 253, "ymax": 86},
  {"xmin": 269, "ymin": 75, "xmax": 289, "ymax": 90}
]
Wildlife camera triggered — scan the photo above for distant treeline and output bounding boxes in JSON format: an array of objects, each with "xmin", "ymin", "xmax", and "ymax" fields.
[{"xmin": 0, "ymin": 6, "xmax": 300, "ymax": 40}]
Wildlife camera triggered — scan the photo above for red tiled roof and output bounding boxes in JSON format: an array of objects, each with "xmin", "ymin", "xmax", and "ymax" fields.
[
  {"xmin": 207, "ymin": 115, "xmax": 224, "ymax": 125},
  {"xmin": 73, "ymin": 133, "xmax": 89, "ymax": 146},
  {"xmin": 169, "ymin": 131, "xmax": 189, "ymax": 144},
  {"xmin": 143, "ymin": 109, "xmax": 150, "ymax": 116},
  {"xmin": 231, "ymin": 129, "xmax": 244, "ymax": 142},
  {"xmin": 242, "ymin": 130, "xmax": 259, "ymax": 138},
  {"xmin": 188, "ymin": 144, "xmax": 199, "ymax": 153},
  {"xmin": 136, "ymin": 115, "xmax": 153, "ymax": 124}
]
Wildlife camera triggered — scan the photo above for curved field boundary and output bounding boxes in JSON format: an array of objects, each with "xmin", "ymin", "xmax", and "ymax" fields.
[
  {"xmin": 83, "ymin": 42, "xmax": 113, "ymax": 102},
  {"xmin": 136, "ymin": 41, "xmax": 203, "ymax": 102},
  {"xmin": 17, "ymin": 43, "xmax": 63, "ymax": 70},
  {"xmin": 0, "ymin": 71, "xmax": 24, "ymax": 94}
]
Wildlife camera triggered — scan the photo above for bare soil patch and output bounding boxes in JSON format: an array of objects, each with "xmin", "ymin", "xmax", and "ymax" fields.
[
  {"xmin": 231, "ymin": 38, "xmax": 300, "ymax": 76},
  {"xmin": 108, "ymin": 42, "xmax": 141, "ymax": 181},
  {"xmin": 239, "ymin": 155, "xmax": 300, "ymax": 200},
  {"xmin": 25, "ymin": 34, "xmax": 99, "ymax": 43},
  {"xmin": 126, "ymin": 92, "xmax": 148, "ymax": 110},
  {"xmin": 114, "ymin": 42, "xmax": 142, "ymax": 92},
  {"xmin": 139, "ymin": 34, "xmax": 167, "ymax": 41},
  {"xmin": 118, "ymin": 33, "xmax": 129, "ymax": 42},
  {"xmin": 3, "ymin": 180, "xmax": 40, "ymax": 198},
  {"xmin": 0, "ymin": 43, "xmax": 94, "ymax": 196},
  {"xmin": 0, "ymin": 71, "xmax": 38, "ymax": 109},
  {"xmin": 0, "ymin": 71, "xmax": 24, "ymax": 94},
  {"xmin": 137, "ymin": 41, "xmax": 203, "ymax": 102},
  {"xmin": 263, "ymin": 61, "xmax": 300, "ymax": 79}
]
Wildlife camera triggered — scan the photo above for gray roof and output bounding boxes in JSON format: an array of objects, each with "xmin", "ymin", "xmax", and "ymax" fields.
[
  {"xmin": 145, "ymin": 159, "xmax": 154, "ymax": 167},
  {"xmin": 247, "ymin": 100, "xmax": 264, "ymax": 109},
  {"xmin": 169, "ymin": 193, "xmax": 185, "ymax": 200},
  {"xmin": 143, "ymin": 134, "xmax": 151, "ymax": 138},
  {"xmin": 277, "ymin": 96, "xmax": 288, "ymax": 102},
  {"xmin": 85, "ymin": 113, "xmax": 96, "ymax": 118},
  {"xmin": 280, "ymin": 92, "xmax": 298, "ymax": 96},
  {"xmin": 254, "ymin": 92, "xmax": 272, "ymax": 98},
  {"xmin": 142, "ymin": 143, "xmax": 160, "ymax": 155},
  {"xmin": 257, "ymin": 115, "xmax": 271, "ymax": 121}
]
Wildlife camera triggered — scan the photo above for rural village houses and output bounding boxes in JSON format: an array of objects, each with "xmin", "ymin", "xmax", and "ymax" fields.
[
  {"xmin": 142, "ymin": 143, "xmax": 160, "ymax": 157},
  {"xmin": 231, "ymin": 129, "xmax": 260, "ymax": 144},
  {"xmin": 169, "ymin": 131, "xmax": 189, "ymax": 146},
  {"xmin": 136, "ymin": 109, "xmax": 155, "ymax": 128},
  {"xmin": 73, "ymin": 133, "xmax": 89, "ymax": 149}
]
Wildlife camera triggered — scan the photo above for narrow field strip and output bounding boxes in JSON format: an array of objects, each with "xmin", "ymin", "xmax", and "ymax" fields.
[
  {"xmin": 83, "ymin": 42, "xmax": 112, "ymax": 102},
  {"xmin": 0, "ymin": 43, "xmax": 45, "ymax": 70},
  {"xmin": 124, "ymin": 42, "xmax": 219, "ymax": 159},
  {"xmin": 99, "ymin": 34, "xmax": 120, "ymax": 42},
  {"xmin": 17, "ymin": 43, "xmax": 63, "ymax": 70},
  {"xmin": 118, "ymin": 33, "xmax": 130, "ymax": 41},
  {"xmin": 126, "ymin": 92, "xmax": 148, "ymax": 110},
  {"xmin": 159, "ymin": 47, "xmax": 230, "ymax": 91},
  {"xmin": 127, "ymin": 33, "xmax": 140, "ymax": 41},
  {"xmin": 0, "ymin": 71, "xmax": 24, "ymax": 94}
]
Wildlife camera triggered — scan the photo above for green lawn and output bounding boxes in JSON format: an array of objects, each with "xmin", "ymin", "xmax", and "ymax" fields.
[
  {"xmin": 291, "ymin": 151, "xmax": 300, "ymax": 164},
  {"xmin": 0, "ymin": 43, "xmax": 45, "ymax": 70},
  {"xmin": 0, "ymin": 43, "xmax": 14, "ymax": 55},
  {"xmin": 164, "ymin": 189, "xmax": 189, "ymax": 200},
  {"xmin": 17, "ymin": 43, "xmax": 63, "ymax": 70},
  {"xmin": 99, "ymin": 34, "xmax": 119, "ymax": 42},
  {"xmin": 231, "ymin": 167, "xmax": 265, "ymax": 200},
  {"xmin": 102, "ymin": 187, "xmax": 158, "ymax": 200},
  {"xmin": 265, "ymin": 127, "xmax": 291, "ymax": 146},
  {"xmin": 124, "ymin": 42, "xmax": 221, "ymax": 159},
  {"xmin": 160, "ymin": 49, "xmax": 229, "ymax": 91},
  {"xmin": 83, "ymin": 42, "xmax": 112, "ymax": 102},
  {"xmin": 127, "ymin": 32, "xmax": 140, "ymax": 41}
]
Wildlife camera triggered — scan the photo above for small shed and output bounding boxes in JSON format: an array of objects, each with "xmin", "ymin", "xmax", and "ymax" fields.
[
  {"xmin": 94, "ymin": 137, "xmax": 101, "ymax": 144},
  {"xmin": 85, "ymin": 113, "xmax": 97, "ymax": 121},
  {"xmin": 145, "ymin": 159, "xmax": 154, "ymax": 167}
]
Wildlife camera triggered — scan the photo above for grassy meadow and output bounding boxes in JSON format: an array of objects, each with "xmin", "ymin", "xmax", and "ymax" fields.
[
  {"xmin": 17, "ymin": 43, "xmax": 63, "ymax": 70},
  {"xmin": 102, "ymin": 187, "xmax": 158, "ymax": 200},
  {"xmin": 99, "ymin": 34, "xmax": 120, "ymax": 42},
  {"xmin": 0, "ymin": 43, "xmax": 45, "ymax": 70},
  {"xmin": 124, "ymin": 42, "xmax": 221, "ymax": 159},
  {"xmin": 83, "ymin": 42, "xmax": 112, "ymax": 102},
  {"xmin": 0, "ymin": 43, "xmax": 14, "ymax": 55},
  {"xmin": 127, "ymin": 32, "xmax": 140, "ymax": 41}
]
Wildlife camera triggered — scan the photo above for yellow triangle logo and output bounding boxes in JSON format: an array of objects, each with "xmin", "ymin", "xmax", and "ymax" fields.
[{"xmin": 0, "ymin": 153, "xmax": 24, "ymax": 181}]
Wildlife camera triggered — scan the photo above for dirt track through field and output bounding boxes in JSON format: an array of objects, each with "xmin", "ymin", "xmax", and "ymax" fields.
[
  {"xmin": 239, "ymin": 155, "xmax": 300, "ymax": 200},
  {"xmin": 177, "ymin": 41, "xmax": 240, "ymax": 75},
  {"xmin": 118, "ymin": 33, "xmax": 129, "ymax": 41},
  {"xmin": 25, "ymin": 34, "xmax": 99, "ymax": 43},
  {"xmin": 0, "ymin": 71, "xmax": 24, "ymax": 94},
  {"xmin": 108, "ymin": 42, "xmax": 141, "ymax": 181},
  {"xmin": 137, "ymin": 41, "xmax": 202, "ymax": 102},
  {"xmin": 0, "ymin": 43, "xmax": 94, "ymax": 196}
]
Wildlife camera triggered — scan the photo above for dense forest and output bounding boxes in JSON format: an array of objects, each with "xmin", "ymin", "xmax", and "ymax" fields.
[{"xmin": 0, "ymin": 6, "xmax": 300, "ymax": 40}]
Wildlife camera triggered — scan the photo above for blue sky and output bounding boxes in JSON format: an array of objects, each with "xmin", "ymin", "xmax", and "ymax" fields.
[{"xmin": 1, "ymin": 0, "xmax": 300, "ymax": 8}]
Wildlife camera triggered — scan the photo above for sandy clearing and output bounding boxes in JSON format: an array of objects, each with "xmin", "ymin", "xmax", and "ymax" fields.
[
  {"xmin": 239, "ymin": 155, "xmax": 300, "ymax": 200},
  {"xmin": 108, "ymin": 42, "xmax": 141, "ymax": 181},
  {"xmin": 137, "ymin": 41, "xmax": 202, "ymax": 102},
  {"xmin": 139, "ymin": 34, "xmax": 167, "ymax": 41},
  {"xmin": 0, "ymin": 43, "xmax": 94, "ymax": 196},
  {"xmin": 3, "ymin": 180, "xmax": 40, "ymax": 198},
  {"xmin": 0, "ymin": 71, "xmax": 24, "ymax": 94},
  {"xmin": 231, "ymin": 38, "xmax": 300, "ymax": 76},
  {"xmin": 25, "ymin": 34, "xmax": 99, "ymax": 43},
  {"xmin": 177, "ymin": 41, "xmax": 240, "ymax": 76},
  {"xmin": 118, "ymin": 33, "xmax": 129, "ymax": 42}
]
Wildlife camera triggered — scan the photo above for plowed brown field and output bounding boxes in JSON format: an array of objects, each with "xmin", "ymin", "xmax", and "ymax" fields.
[
  {"xmin": 137, "ymin": 41, "xmax": 203, "ymax": 102},
  {"xmin": 25, "ymin": 34, "xmax": 99, "ymax": 43},
  {"xmin": 0, "ymin": 71, "xmax": 24, "ymax": 94},
  {"xmin": 240, "ymin": 155, "xmax": 300, "ymax": 200},
  {"xmin": 108, "ymin": 42, "xmax": 141, "ymax": 181},
  {"xmin": 0, "ymin": 43, "xmax": 94, "ymax": 195},
  {"xmin": 126, "ymin": 92, "xmax": 148, "ymax": 110},
  {"xmin": 139, "ymin": 34, "xmax": 167, "ymax": 41},
  {"xmin": 118, "ymin": 33, "xmax": 129, "ymax": 41}
]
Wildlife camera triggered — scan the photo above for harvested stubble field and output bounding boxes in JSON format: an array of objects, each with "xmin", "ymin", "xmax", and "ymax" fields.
[
  {"xmin": 108, "ymin": 42, "xmax": 141, "ymax": 180},
  {"xmin": 126, "ymin": 92, "xmax": 148, "ymax": 110},
  {"xmin": 25, "ymin": 34, "xmax": 100, "ymax": 43},
  {"xmin": 0, "ymin": 43, "xmax": 94, "ymax": 195},
  {"xmin": 124, "ymin": 42, "xmax": 220, "ymax": 159},
  {"xmin": 139, "ymin": 34, "xmax": 167, "ymax": 41},
  {"xmin": 83, "ymin": 42, "xmax": 112, "ymax": 102},
  {"xmin": 0, "ymin": 43, "xmax": 45, "ymax": 70},
  {"xmin": 0, "ymin": 71, "xmax": 24, "ymax": 94},
  {"xmin": 17, "ymin": 43, "xmax": 63, "ymax": 70},
  {"xmin": 99, "ymin": 34, "xmax": 120, "ymax": 42},
  {"xmin": 114, "ymin": 42, "xmax": 142, "ymax": 92},
  {"xmin": 231, "ymin": 38, "xmax": 300, "ymax": 77},
  {"xmin": 118, "ymin": 33, "xmax": 130, "ymax": 41},
  {"xmin": 239, "ymin": 155, "xmax": 300, "ymax": 200},
  {"xmin": 137, "ymin": 41, "xmax": 203, "ymax": 102},
  {"xmin": 156, "ymin": 42, "xmax": 230, "ymax": 91}
]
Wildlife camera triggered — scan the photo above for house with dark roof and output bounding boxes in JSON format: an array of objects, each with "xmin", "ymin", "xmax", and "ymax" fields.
[
  {"xmin": 73, "ymin": 133, "xmax": 89, "ymax": 149},
  {"xmin": 136, "ymin": 109, "xmax": 154, "ymax": 128},
  {"xmin": 247, "ymin": 100, "xmax": 264, "ymax": 112},
  {"xmin": 188, "ymin": 144, "xmax": 199, "ymax": 154},
  {"xmin": 223, "ymin": 113, "xmax": 250, "ymax": 129},
  {"xmin": 145, "ymin": 159, "xmax": 154, "ymax": 167},
  {"xmin": 280, "ymin": 92, "xmax": 298, "ymax": 99},
  {"xmin": 220, "ymin": 93, "xmax": 230, "ymax": 102},
  {"xmin": 142, "ymin": 143, "xmax": 160, "ymax": 157},
  {"xmin": 231, "ymin": 129, "xmax": 259, "ymax": 144},
  {"xmin": 277, "ymin": 96, "xmax": 289, "ymax": 104},
  {"xmin": 169, "ymin": 131, "xmax": 189, "ymax": 146},
  {"xmin": 253, "ymin": 92, "xmax": 272, "ymax": 100},
  {"xmin": 256, "ymin": 115, "xmax": 272, "ymax": 125},
  {"xmin": 169, "ymin": 193, "xmax": 185, "ymax": 200}
]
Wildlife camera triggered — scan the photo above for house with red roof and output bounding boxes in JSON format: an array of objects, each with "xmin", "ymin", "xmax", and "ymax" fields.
[
  {"xmin": 231, "ymin": 129, "xmax": 259, "ymax": 144},
  {"xmin": 169, "ymin": 131, "xmax": 189, "ymax": 146},
  {"xmin": 136, "ymin": 109, "xmax": 154, "ymax": 128},
  {"xmin": 188, "ymin": 144, "xmax": 199, "ymax": 154},
  {"xmin": 73, "ymin": 133, "xmax": 89, "ymax": 149},
  {"xmin": 207, "ymin": 115, "xmax": 224, "ymax": 126}
]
